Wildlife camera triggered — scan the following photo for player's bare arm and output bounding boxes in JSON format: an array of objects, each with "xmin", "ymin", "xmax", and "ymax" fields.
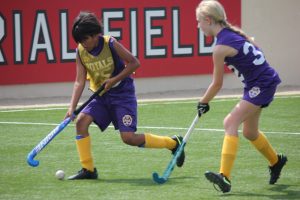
[
  {"xmin": 66, "ymin": 53, "xmax": 87, "ymax": 119},
  {"xmin": 103, "ymin": 38, "xmax": 140, "ymax": 91},
  {"xmin": 200, "ymin": 45, "xmax": 227, "ymax": 103}
]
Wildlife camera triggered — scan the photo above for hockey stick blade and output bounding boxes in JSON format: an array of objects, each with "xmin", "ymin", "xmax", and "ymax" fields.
[
  {"xmin": 152, "ymin": 115, "xmax": 199, "ymax": 184},
  {"xmin": 152, "ymin": 143, "xmax": 184, "ymax": 184},
  {"xmin": 152, "ymin": 172, "xmax": 167, "ymax": 184},
  {"xmin": 27, "ymin": 117, "xmax": 71, "ymax": 167}
]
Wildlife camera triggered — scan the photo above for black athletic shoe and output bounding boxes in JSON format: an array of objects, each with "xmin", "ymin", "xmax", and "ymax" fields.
[
  {"xmin": 68, "ymin": 168, "xmax": 98, "ymax": 180},
  {"xmin": 171, "ymin": 135, "xmax": 185, "ymax": 167},
  {"xmin": 269, "ymin": 154, "xmax": 287, "ymax": 184},
  {"xmin": 205, "ymin": 171, "xmax": 231, "ymax": 193}
]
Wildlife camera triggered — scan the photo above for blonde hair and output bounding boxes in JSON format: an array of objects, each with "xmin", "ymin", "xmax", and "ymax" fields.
[{"xmin": 196, "ymin": 0, "xmax": 254, "ymax": 43}]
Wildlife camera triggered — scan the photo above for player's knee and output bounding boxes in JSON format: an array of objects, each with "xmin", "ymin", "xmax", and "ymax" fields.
[
  {"xmin": 242, "ymin": 129, "xmax": 251, "ymax": 138},
  {"xmin": 120, "ymin": 133, "xmax": 138, "ymax": 146},
  {"xmin": 75, "ymin": 115, "xmax": 90, "ymax": 134},
  {"xmin": 121, "ymin": 136, "xmax": 134, "ymax": 146},
  {"xmin": 243, "ymin": 130, "xmax": 259, "ymax": 141},
  {"xmin": 223, "ymin": 115, "xmax": 239, "ymax": 135},
  {"xmin": 223, "ymin": 115, "xmax": 232, "ymax": 131},
  {"xmin": 75, "ymin": 117, "xmax": 84, "ymax": 129}
]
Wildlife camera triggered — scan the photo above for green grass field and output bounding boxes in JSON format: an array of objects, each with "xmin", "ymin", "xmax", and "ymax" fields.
[{"xmin": 0, "ymin": 95, "xmax": 299, "ymax": 200}]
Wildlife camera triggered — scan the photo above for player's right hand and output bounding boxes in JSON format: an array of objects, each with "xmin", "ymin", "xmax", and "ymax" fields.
[
  {"xmin": 197, "ymin": 102, "xmax": 210, "ymax": 117},
  {"xmin": 65, "ymin": 109, "xmax": 76, "ymax": 121}
]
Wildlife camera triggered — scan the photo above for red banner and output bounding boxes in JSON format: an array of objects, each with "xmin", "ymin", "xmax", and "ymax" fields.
[{"xmin": 0, "ymin": 0, "xmax": 240, "ymax": 85}]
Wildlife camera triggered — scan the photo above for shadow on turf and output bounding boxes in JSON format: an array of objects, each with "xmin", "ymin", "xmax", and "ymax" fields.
[
  {"xmin": 98, "ymin": 176, "xmax": 198, "ymax": 186},
  {"xmin": 228, "ymin": 184, "xmax": 299, "ymax": 199}
]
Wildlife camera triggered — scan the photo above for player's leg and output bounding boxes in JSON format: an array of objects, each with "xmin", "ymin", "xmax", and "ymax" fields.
[
  {"xmin": 244, "ymin": 109, "xmax": 287, "ymax": 184},
  {"xmin": 142, "ymin": 133, "xmax": 184, "ymax": 162},
  {"xmin": 118, "ymin": 122, "xmax": 186, "ymax": 167},
  {"xmin": 113, "ymin": 99, "xmax": 177, "ymax": 149},
  {"xmin": 244, "ymin": 84, "xmax": 287, "ymax": 184},
  {"xmin": 243, "ymin": 108, "xmax": 278, "ymax": 164},
  {"xmin": 120, "ymin": 132, "xmax": 185, "ymax": 167},
  {"xmin": 68, "ymin": 97, "xmax": 110, "ymax": 180},
  {"xmin": 221, "ymin": 100, "xmax": 260, "ymax": 177},
  {"xmin": 120, "ymin": 131, "xmax": 178, "ymax": 150},
  {"xmin": 111, "ymin": 92, "xmax": 185, "ymax": 166},
  {"xmin": 68, "ymin": 113, "xmax": 98, "ymax": 180},
  {"xmin": 75, "ymin": 113, "xmax": 94, "ymax": 171},
  {"xmin": 205, "ymin": 100, "xmax": 260, "ymax": 193}
]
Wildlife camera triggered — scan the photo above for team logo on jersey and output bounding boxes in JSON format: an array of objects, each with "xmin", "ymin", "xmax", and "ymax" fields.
[
  {"xmin": 249, "ymin": 86, "xmax": 261, "ymax": 98},
  {"xmin": 122, "ymin": 115, "xmax": 133, "ymax": 126}
]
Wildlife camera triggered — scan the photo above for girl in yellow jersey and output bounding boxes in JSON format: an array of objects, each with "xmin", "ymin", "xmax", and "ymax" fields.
[{"xmin": 65, "ymin": 11, "xmax": 185, "ymax": 180}]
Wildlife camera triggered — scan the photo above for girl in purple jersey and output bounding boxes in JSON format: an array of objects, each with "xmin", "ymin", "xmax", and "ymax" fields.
[
  {"xmin": 65, "ymin": 11, "xmax": 185, "ymax": 180},
  {"xmin": 195, "ymin": 0, "xmax": 287, "ymax": 193}
]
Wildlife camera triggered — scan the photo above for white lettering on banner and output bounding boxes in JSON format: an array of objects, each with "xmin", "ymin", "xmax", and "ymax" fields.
[
  {"xmin": 0, "ymin": 15, "xmax": 6, "ymax": 64},
  {"xmin": 29, "ymin": 11, "xmax": 56, "ymax": 63},
  {"xmin": 130, "ymin": 9, "xmax": 138, "ymax": 57},
  {"xmin": 103, "ymin": 9, "xmax": 124, "ymax": 40},
  {"xmin": 60, "ymin": 11, "xmax": 76, "ymax": 62},
  {"xmin": 13, "ymin": 11, "xmax": 22, "ymax": 64},
  {"xmin": 145, "ymin": 9, "xmax": 167, "ymax": 58},
  {"xmin": 172, "ymin": 8, "xmax": 193, "ymax": 56},
  {"xmin": 0, "ymin": 8, "xmax": 216, "ymax": 65},
  {"xmin": 199, "ymin": 30, "xmax": 216, "ymax": 55}
]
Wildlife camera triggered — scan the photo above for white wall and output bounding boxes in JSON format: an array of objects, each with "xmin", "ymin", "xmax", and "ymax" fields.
[{"xmin": 242, "ymin": 0, "xmax": 300, "ymax": 86}]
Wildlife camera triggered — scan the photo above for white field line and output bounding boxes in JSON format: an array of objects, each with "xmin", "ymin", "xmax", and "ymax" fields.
[
  {"xmin": 0, "ymin": 107, "xmax": 67, "ymax": 113},
  {"xmin": 0, "ymin": 121, "xmax": 299, "ymax": 135},
  {"xmin": 1, "ymin": 95, "xmax": 299, "ymax": 113}
]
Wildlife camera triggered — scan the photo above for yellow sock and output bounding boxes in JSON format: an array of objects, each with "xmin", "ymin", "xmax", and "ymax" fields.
[
  {"xmin": 76, "ymin": 135, "xmax": 94, "ymax": 172},
  {"xmin": 144, "ymin": 133, "xmax": 176, "ymax": 150},
  {"xmin": 220, "ymin": 135, "xmax": 239, "ymax": 179},
  {"xmin": 251, "ymin": 132, "xmax": 278, "ymax": 166}
]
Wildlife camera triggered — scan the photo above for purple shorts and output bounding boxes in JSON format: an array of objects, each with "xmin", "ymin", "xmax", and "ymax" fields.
[
  {"xmin": 243, "ymin": 70, "xmax": 281, "ymax": 108},
  {"xmin": 243, "ymin": 84, "xmax": 278, "ymax": 108},
  {"xmin": 81, "ymin": 92, "xmax": 137, "ymax": 132}
]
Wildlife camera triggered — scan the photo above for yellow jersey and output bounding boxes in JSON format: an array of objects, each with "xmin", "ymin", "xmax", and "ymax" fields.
[{"xmin": 77, "ymin": 35, "xmax": 114, "ymax": 92}]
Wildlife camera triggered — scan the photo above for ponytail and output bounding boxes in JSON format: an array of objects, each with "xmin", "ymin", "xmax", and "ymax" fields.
[
  {"xmin": 196, "ymin": 0, "xmax": 257, "ymax": 46},
  {"xmin": 222, "ymin": 21, "xmax": 257, "ymax": 46}
]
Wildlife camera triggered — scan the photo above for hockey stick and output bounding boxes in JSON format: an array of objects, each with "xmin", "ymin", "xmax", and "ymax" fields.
[
  {"xmin": 27, "ymin": 84, "xmax": 105, "ymax": 167},
  {"xmin": 152, "ymin": 114, "xmax": 199, "ymax": 184}
]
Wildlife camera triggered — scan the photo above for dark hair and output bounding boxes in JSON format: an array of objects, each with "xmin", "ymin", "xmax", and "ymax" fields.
[{"xmin": 72, "ymin": 11, "xmax": 103, "ymax": 43}]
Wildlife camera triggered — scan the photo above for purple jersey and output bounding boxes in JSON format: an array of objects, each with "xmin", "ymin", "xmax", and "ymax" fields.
[
  {"xmin": 216, "ymin": 28, "xmax": 281, "ymax": 107},
  {"xmin": 216, "ymin": 28, "xmax": 281, "ymax": 89}
]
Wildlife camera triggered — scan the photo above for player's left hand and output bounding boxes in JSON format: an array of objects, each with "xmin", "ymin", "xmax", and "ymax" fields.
[
  {"xmin": 103, "ymin": 78, "xmax": 117, "ymax": 92},
  {"xmin": 197, "ymin": 102, "xmax": 210, "ymax": 117}
]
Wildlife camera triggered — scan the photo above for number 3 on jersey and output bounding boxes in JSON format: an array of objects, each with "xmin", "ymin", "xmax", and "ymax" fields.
[{"xmin": 243, "ymin": 41, "xmax": 266, "ymax": 65}]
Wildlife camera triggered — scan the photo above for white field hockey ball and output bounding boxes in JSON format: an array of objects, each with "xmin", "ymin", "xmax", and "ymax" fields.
[{"xmin": 55, "ymin": 170, "xmax": 65, "ymax": 180}]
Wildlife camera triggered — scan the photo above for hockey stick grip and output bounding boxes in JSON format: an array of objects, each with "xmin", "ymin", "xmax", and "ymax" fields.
[{"xmin": 73, "ymin": 84, "xmax": 105, "ymax": 115}]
